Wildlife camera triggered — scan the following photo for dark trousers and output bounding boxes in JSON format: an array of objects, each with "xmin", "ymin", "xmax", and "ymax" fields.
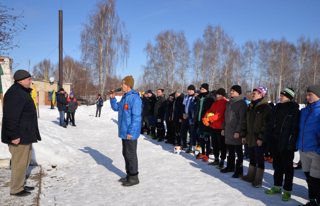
[
  {"xmin": 122, "ymin": 139, "xmax": 138, "ymax": 175},
  {"xmin": 173, "ymin": 122, "xmax": 182, "ymax": 145},
  {"xmin": 211, "ymin": 128, "xmax": 227, "ymax": 160},
  {"xmin": 96, "ymin": 106, "xmax": 102, "ymax": 116},
  {"xmin": 66, "ymin": 112, "xmax": 75, "ymax": 125},
  {"xmin": 180, "ymin": 118, "xmax": 190, "ymax": 148},
  {"xmin": 155, "ymin": 118, "xmax": 164, "ymax": 138},
  {"xmin": 189, "ymin": 123, "xmax": 197, "ymax": 149},
  {"xmin": 271, "ymin": 139, "xmax": 294, "ymax": 191},
  {"xmin": 248, "ymin": 146, "xmax": 265, "ymax": 169},
  {"xmin": 166, "ymin": 119, "xmax": 174, "ymax": 140},
  {"xmin": 305, "ymin": 172, "xmax": 320, "ymax": 202},
  {"xmin": 227, "ymin": 144, "xmax": 243, "ymax": 170},
  {"xmin": 200, "ymin": 135, "xmax": 210, "ymax": 156},
  {"xmin": 141, "ymin": 115, "xmax": 149, "ymax": 134}
]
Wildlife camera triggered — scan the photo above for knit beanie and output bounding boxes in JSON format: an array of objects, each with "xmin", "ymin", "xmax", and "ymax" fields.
[
  {"xmin": 231, "ymin": 85, "xmax": 242, "ymax": 95},
  {"xmin": 121, "ymin": 75, "xmax": 134, "ymax": 88},
  {"xmin": 195, "ymin": 90, "xmax": 201, "ymax": 95},
  {"xmin": 70, "ymin": 92, "xmax": 74, "ymax": 96},
  {"xmin": 216, "ymin": 88, "xmax": 226, "ymax": 97},
  {"xmin": 254, "ymin": 87, "xmax": 267, "ymax": 98},
  {"xmin": 187, "ymin": 85, "xmax": 195, "ymax": 91},
  {"xmin": 200, "ymin": 83, "xmax": 209, "ymax": 92},
  {"xmin": 307, "ymin": 85, "xmax": 320, "ymax": 98},
  {"xmin": 147, "ymin": 90, "xmax": 152, "ymax": 94},
  {"xmin": 280, "ymin": 88, "xmax": 295, "ymax": 100},
  {"xmin": 175, "ymin": 89, "xmax": 182, "ymax": 94},
  {"xmin": 14, "ymin": 70, "xmax": 31, "ymax": 81}
]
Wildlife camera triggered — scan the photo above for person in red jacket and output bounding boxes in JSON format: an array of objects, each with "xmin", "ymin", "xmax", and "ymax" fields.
[{"xmin": 204, "ymin": 88, "xmax": 227, "ymax": 169}]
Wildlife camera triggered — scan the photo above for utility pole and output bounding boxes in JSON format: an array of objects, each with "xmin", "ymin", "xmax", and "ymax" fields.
[{"xmin": 58, "ymin": 10, "xmax": 63, "ymax": 90}]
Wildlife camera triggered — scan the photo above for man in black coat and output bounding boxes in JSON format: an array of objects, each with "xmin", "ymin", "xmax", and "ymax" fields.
[
  {"xmin": 263, "ymin": 88, "xmax": 300, "ymax": 200},
  {"xmin": 140, "ymin": 92, "xmax": 149, "ymax": 134},
  {"xmin": 153, "ymin": 89, "xmax": 167, "ymax": 141},
  {"xmin": 146, "ymin": 90, "xmax": 157, "ymax": 137},
  {"xmin": 172, "ymin": 90, "xmax": 184, "ymax": 146},
  {"xmin": 165, "ymin": 93, "xmax": 175, "ymax": 144},
  {"xmin": 56, "ymin": 88, "xmax": 68, "ymax": 128},
  {"xmin": 1, "ymin": 70, "xmax": 41, "ymax": 197}
]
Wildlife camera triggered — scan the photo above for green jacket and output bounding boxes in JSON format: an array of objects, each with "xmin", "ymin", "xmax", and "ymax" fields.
[{"xmin": 240, "ymin": 97, "xmax": 271, "ymax": 147}]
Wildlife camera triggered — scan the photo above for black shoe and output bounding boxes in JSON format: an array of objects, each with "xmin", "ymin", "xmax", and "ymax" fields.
[
  {"xmin": 220, "ymin": 167, "xmax": 235, "ymax": 173},
  {"xmin": 157, "ymin": 138, "xmax": 163, "ymax": 142},
  {"xmin": 11, "ymin": 190, "xmax": 31, "ymax": 197},
  {"xmin": 63, "ymin": 125, "xmax": 67, "ymax": 128},
  {"xmin": 185, "ymin": 149, "xmax": 192, "ymax": 153},
  {"xmin": 165, "ymin": 140, "xmax": 171, "ymax": 144},
  {"xmin": 72, "ymin": 124, "xmax": 76, "ymax": 127},
  {"xmin": 122, "ymin": 174, "xmax": 139, "ymax": 187},
  {"xmin": 24, "ymin": 186, "xmax": 35, "ymax": 191},
  {"xmin": 232, "ymin": 171, "xmax": 243, "ymax": 178},
  {"xmin": 118, "ymin": 175, "xmax": 128, "ymax": 183}
]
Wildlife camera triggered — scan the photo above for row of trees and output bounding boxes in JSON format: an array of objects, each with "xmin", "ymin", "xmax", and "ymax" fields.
[
  {"xmin": 140, "ymin": 25, "xmax": 320, "ymax": 103},
  {"xmin": 32, "ymin": 56, "xmax": 123, "ymax": 103}
]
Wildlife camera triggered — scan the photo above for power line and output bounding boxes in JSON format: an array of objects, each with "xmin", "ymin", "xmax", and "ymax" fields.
[{"xmin": 44, "ymin": 46, "xmax": 58, "ymax": 59}]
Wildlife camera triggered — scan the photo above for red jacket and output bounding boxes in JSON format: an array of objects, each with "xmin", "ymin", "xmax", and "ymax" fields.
[{"xmin": 205, "ymin": 98, "xmax": 227, "ymax": 129}]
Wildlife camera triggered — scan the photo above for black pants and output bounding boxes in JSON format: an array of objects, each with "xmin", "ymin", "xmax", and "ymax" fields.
[
  {"xmin": 271, "ymin": 139, "xmax": 294, "ymax": 191},
  {"xmin": 248, "ymin": 146, "xmax": 265, "ymax": 169},
  {"xmin": 173, "ymin": 122, "xmax": 182, "ymax": 145},
  {"xmin": 180, "ymin": 118, "xmax": 190, "ymax": 148},
  {"xmin": 155, "ymin": 118, "xmax": 164, "ymax": 138},
  {"xmin": 141, "ymin": 115, "xmax": 149, "ymax": 133},
  {"xmin": 305, "ymin": 172, "xmax": 320, "ymax": 202},
  {"xmin": 227, "ymin": 144, "xmax": 243, "ymax": 170},
  {"xmin": 96, "ymin": 106, "xmax": 102, "ymax": 116},
  {"xmin": 211, "ymin": 128, "xmax": 227, "ymax": 160},
  {"xmin": 66, "ymin": 112, "xmax": 75, "ymax": 125},
  {"xmin": 166, "ymin": 119, "xmax": 174, "ymax": 140},
  {"xmin": 200, "ymin": 135, "xmax": 210, "ymax": 156},
  {"xmin": 122, "ymin": 139, "xmax": 138, "ymax": 175}
]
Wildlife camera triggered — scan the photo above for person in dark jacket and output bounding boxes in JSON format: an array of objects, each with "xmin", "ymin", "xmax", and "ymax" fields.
[
  {"xmin": 57, "ymin": 88, "xmax": 68, "ymax": 128},
  {"xmin": 195, "ymin": 83, "xmax": 216, "ymax": 162},
  {"xmin": 296, "ymin": 85, "xmax": 320, "ymax": 206},
  {"xmin": 153, "ymin": 89, "xmax": 167, "ymax": 141},
  {"xmin": 66, "ymin": 92, "xmax": 78, "ymax": 126},
  {"xmin": 180, "ymin": 85, "xmax": 195, "ymax": 150},
  {"xmin": 109, "ymin": 75, "xmax": 142, "ymax": 187},
  {"xmin": 165, "ymin": 93, "xmax": 175, "ymax": 144},
  {"xmin": 147, "ymin": 90, "xmax": 157, "ymax": 137},
  {"xmin": 221, "ymin": 85, "xmax": 247, "ymax": 177},
  {"xmin": 263, "ymin": 88, "xmax": 300, "ymax": 202},
  {"xmin": 241, "ymin": 87, "xmax": 271, "ymax": 188},
  {"xmin": 141, "ymin": 92, "xmax": 149, "ymax": 134},
  {"xmin": 1, "ymin": 70, "xmax": 41, "ymax": 196},
  {"xmin": 172, "ymin": 90, "xmax": 184, "ymax": 146},
  {"xmin": 96, "ymin": 94, "xmax": 103, "ymax": 117}
]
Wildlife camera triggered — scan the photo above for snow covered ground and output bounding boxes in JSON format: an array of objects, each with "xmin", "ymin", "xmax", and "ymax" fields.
[{"xmin": 0, "ymin": 98, "xmax": 309, "ymax": 205}]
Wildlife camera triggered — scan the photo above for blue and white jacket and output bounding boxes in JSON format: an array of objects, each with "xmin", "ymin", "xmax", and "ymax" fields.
[
  {"xmin": 297, "ymin": 100, "xmax": 320, "ymax": 155},
  {"xmin": 183, "ymin": 94, "xmax": 195, "ymax": 115},
  {"xmin": 110, "ymin": 90, "xmax": 142, "ymax": 140}
]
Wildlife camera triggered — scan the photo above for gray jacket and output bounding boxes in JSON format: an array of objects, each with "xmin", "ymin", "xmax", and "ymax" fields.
[{"xmin": 222, "ymin": 94, "xmax": 247, "ymax": 145}]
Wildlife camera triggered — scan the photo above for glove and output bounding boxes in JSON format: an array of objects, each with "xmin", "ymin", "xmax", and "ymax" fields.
[
  {"xmin": 208, "ymin": 115, "xmax": 215, "ymax": 123},
  {"xmin": 202, "ymin": 117, "xmax": 210, "ymax": 126}
]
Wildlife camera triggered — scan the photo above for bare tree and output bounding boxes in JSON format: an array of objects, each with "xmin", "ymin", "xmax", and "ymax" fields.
[
  {"xmin": 309, "ymin": 39, "xmax": 320, "ymax": 85},
  {"xmin": 80, "ymin": 0, "xmax": 130, "ymax": 95},
  {"xmin": 242, "ymin": 40, "xmax": 257, "ymax": 92},
  {"xmin": 32, "ymin": 59, "xmax": 55, "ymax": 80},
  {"xmin": 0, "ymin": 3, "xmax": 27, "ymax": 54},
  {"xmin": 191, "ymin": 38, "xmax": 203, "ymax": 88},
  {"xmin": 176, "ymin": 31, "xmax": 190, "ymax": 91}
]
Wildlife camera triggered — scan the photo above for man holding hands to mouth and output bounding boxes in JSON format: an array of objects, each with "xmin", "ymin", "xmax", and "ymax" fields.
[{"xmin": 109, "ymin": 75, "xmax": 142, "ymax": 187}]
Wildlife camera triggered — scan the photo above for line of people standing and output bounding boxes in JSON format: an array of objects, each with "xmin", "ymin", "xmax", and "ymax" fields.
[{"xmin": 140, "ymin": 84, "xmax": 320, "ymax": 206}]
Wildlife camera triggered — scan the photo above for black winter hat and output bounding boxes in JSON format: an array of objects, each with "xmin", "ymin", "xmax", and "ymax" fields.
[
  {"xmin": 200, "ymin": 83, "xmax": 209, "ymax": 92},
  {"xmin": 14, "ymin": 70, "xmax": 31, "ymax": 81},
  {"xmin": 187, "ymin": 85, "xmax": 195, "ymax": 91},
  {"xmin": 231, "ymin": 85, "xmax": 242, "ymax": 95},
  {"xmin": 307, "ymin": 85, "xmax": 320, "ymax": 98},
  {"xmin": 169, "ymin": 93, "xmax": 175, "ymax": 97},
  {"xmin": 280, "ymin": 88, "xmax": 295, "ymax": 100},
  {"xmin": 216, "ymin": 88, "xmax": 226, "ymax": 97}
]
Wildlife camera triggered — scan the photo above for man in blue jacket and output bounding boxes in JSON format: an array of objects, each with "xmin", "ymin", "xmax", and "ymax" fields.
[
  {"xmin": 109, "ymin": 75, "xmax": 142, "ymax": 187},
  {"xmin": 297, "ymin": 85, "xmax": 320, "ymax": 206}
]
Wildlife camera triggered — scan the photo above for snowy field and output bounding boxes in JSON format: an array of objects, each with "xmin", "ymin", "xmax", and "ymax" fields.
[{"xmin": 0, "ymin": 98, "xmax": 309, "ymax": 205}]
